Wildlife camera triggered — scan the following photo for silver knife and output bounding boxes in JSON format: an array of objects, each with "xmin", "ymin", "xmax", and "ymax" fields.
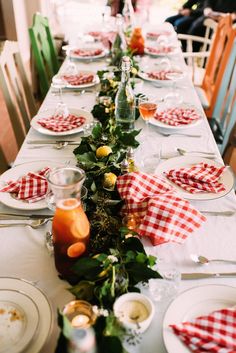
[
  {"xmin": 200, "ymin": 211, "xmax": 235, "ymax": 216},
  {"xmin": 27, "ymin": 140, "xmax": 80, "ymax": 145},
  {"xmin": 181, "ymin": 272, "xmax": 236, "ymax": 280},
  {"xmin": 0, "ymin": 213, "xmax": 53, "ymax": 220}
]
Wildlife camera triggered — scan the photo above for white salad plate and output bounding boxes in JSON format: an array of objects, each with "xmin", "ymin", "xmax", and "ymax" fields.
[
  {"xmin": 155, "ymin": 156, "xmax": 234, "ymax": 200},
  {"xmin": 69, "ymin": 47, "xmax": 107, "ymax": 60},
  {"xmin": 0, "ymin": 160, "xmax": 63, "ymax": 210},
  {"xmin": 52, "ymin": 71, "xmax": 99, "ymax": 89},
  {"xmin": 138, "ymin": 70, "xmax": 183, "ymax": 87},
  {"xmin": 0, "ymin": 289, "xmax": 39, "ymax": 353},
  {"xmin": 31, "ymin": 108, "xmax": 93, "ymax": 136},
  {"xmin": 0, "ymin": 277, "xmax": 53, "ymax": 353},
  {"xmin": 163, "ymin": 284, "xmax": 236, "ymax": 353}
]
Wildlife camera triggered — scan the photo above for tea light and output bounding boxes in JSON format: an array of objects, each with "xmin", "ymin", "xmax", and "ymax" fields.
[
  {"xmin": 98, "ymin": 96, "xmax": 112, "ymax": 106},
  {"xmin": 62, "ymin": 300, "xmax": 96, "ymax": 329}
]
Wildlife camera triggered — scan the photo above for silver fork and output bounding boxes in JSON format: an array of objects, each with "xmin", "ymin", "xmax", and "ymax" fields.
[{"xmin": 158, "ymin": 131, "xmax": 201, "ymax": 138}]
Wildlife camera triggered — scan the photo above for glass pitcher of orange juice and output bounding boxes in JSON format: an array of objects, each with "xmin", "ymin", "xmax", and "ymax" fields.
[{"xmin": 47, "ymin": 167, "xmax": 90, "ymax": 280}]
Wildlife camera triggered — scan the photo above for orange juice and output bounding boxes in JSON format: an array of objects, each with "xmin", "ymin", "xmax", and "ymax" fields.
[{"xmin": 52, "ymin": 198, "xmax": 90, "ymax": 279}]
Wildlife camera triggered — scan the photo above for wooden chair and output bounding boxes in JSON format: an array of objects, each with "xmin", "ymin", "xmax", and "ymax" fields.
[
  {"xmin": 195, "ymin": 16, "xmax": 235, "ymax": 117},
  {"xmin": 0, "ymin": 41, "xmax": 37, "ymax": 149},
  {"xmin": 29, "ymin": 12, "xmax": 60, "ymax": 98},
  {"xmin": 0, "ymin": 145, "xmax": 9, "ymax": 174}
]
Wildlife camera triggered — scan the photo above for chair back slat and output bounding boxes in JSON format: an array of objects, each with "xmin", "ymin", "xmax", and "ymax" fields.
[
  {"xmin": 202, "ymin": 16, "xmax": 235, "ymax": 117},
  {"xmin": 0, "ymin": 41, "xmax": 37, "ymax": 149},
  {"xmin": 29, "ymin": 13, "xmax": 60, "ymax": 98}
]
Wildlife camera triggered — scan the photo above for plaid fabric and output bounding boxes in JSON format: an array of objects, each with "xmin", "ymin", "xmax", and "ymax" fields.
[
  {"xmin": 37, "ymin": 114, "xmax": 85, "ymax": 132},
  {"xmin": 145, "ymin": 45, "xmax": 174, "ymax": 54},
  {"xmin": 71, "ymin": 48, "xmax": 103, "ymax": 57},
  {"xmin": 62, "ymin": 73, "xmax": 94, "ymax": 86},
  {"xmin": 170, "ymin": 307, "xmax": 236, "ymax": 353},
  {"xmin": 165, "ymin": 163, "xmax": 226, "ymax": 194},
  {"xmin": 0, "ymin": 167, "xmax": 50, "ymax": 203},
  {"xmin": 146, "ymin": 30, "xmax": 171, "ymax": 39},
  {"xmin": 147, "ymin": 70, "xmax": 182, "ymax": 81},
  {"xmin": 117, "ymin": 172, "xmax": 205, "ymax": 245},
  {"xmin": 154, "ymin": 107, "xmax": 200, "ymax": 126}
]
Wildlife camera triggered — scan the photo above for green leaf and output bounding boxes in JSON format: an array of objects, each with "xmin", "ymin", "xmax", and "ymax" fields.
[
  {"xmin": 68, "ymin": 280, "xmax": 95, "ymax": 301},
  {"xmin": 136, "ymin": 252, "xmax": 147, "ymax": 264},
  {"xmin": 126, "ymin": 262, "xmax": 162, "ymax": 285},
  {"xmin": 99, "ymin": 336, "xmax": 123, "ymax": 353},
  {"xmin": 121, "ymin": 237, "xmax": 145, "ymax": 254},
  {"xmin": 92, "ymin": 123, "xmax": 103, "ymax": 139},
  {"xmin": 72, "ymin": 257, "xmax": 102, "ymax": 279},
  {"xmin": 78, "ymin": 152, "xmax": 97, "ymax": 163},
  {"xmin": 148, "ymin": 255, "xmax": 157, "ymax": 267}
]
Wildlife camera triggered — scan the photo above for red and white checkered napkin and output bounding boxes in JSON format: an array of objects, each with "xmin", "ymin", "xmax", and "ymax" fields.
[
  {"xmin": 145, "ymin": 45, "xmax": 174, "ymax": 54},
  {"xmin": 37, "ymin": 114, "xmax": 86, "ymax": 132},
  {"xmin": 147, "ymin": 70, "xmax": 182, "ymax": 81},
  {"xmin": 62, "ymin": 73, "xmax": 94, "ymax": 86},
  {"xmin": 170, "ymin": 306, "xmax": 236, "ymax": 353},
  {"xmin": 116, "ymin": 172, "xmax": 205, "ymax": 245},
  {"xmin": 0, "ymin": 167, "xmax": 50, "ymax": 203},
  {"xmin": 166, "ymin": 163, "xmax": 226, "ymax": 194},
  {"xmin": 154, "ymin": 107, "xmax": 200, "ymax": 126},
  {"xmin": 71, "ymin": 48, "xmax": 103, "ymax": 57}
]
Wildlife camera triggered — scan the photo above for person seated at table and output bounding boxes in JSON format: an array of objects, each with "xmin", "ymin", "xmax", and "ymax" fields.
[
  {"xmin": 186, "ymin": 0, "xmax": 236, "ymax": 50},
  {"xmin": 108, "ymin": 0, "xmax": 137, "ymax": 17},
  {"xmin": 165, "ymin": 0, "xmax": 206, "ymax": 34}
]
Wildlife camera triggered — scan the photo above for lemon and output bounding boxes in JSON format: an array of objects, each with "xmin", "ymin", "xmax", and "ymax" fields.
[
  {"xmin": 103, "ymin": 172, "xmax": 117, "ymax": 189},
  {"xmin": 96, "ymin": 145, "xmax": 112, "ymax": 158}
]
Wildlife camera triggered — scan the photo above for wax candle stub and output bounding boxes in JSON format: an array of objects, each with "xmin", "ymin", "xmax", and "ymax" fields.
[{"xmin": 71, "ymin": 314, "xmax": 90, "ymax": 328}]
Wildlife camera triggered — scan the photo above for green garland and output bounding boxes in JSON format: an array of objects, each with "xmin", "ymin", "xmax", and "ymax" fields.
[{"xmin": 55, "ymin": 58, "xmax": 161, "ymax": 353}]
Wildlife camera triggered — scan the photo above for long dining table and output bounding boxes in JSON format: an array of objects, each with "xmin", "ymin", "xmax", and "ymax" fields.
[{"xmin": 0, "ymin": 24, "xmax": 236, "ymax": 353}]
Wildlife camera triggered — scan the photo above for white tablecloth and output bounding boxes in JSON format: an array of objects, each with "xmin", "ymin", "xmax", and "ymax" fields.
[{"xmin": 0, "ymin": 27, "xmax": 236, "ymax": 353}]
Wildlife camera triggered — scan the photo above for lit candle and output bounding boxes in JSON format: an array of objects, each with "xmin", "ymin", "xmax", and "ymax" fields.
[
  {"xmin": 71, "ymin": 314, "xmax": 90, "ymax": 328},
  {"xmin": 62, "ymin": 300, "xmax": 97, "ymax": 329}
]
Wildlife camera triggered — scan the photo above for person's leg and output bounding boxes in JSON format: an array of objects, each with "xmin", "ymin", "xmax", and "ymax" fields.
[
  {"xmin": 188, "ymin": 16, "xmax": 206, "ymax": 51},
  {"xmin": 174, "ymin": 16, "xmax": 196, "ymax": 51},
  {"xmin": 165, "ymin": 14, "xmax": 183, "ymax": 27}
]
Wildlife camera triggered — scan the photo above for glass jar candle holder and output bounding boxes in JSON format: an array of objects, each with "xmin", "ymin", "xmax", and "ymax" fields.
[{"xmin": 63, "ymin": 300, "xmax": 97, "ymax": 329}]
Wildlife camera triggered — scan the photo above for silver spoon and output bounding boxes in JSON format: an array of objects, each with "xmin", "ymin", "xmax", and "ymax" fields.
[
  {"xmin": 158, "ymin": 132, "xmax": 201, "ymax": 138},
  {"xmin": 177, "ymin": 148, "xmax": 216, "ymax": 156},
  {"xmin": 191, "ymin": 254, "xmax": 236, "ymax": 265},
  {"xmin": 28, "ymin": 142, "xmax": 69, "ymax": 150},
  {"xmin": 0, "ymin": 218, "xmax": 51, "ymax": 229}
]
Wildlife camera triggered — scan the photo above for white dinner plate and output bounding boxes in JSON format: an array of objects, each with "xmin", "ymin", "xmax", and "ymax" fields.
[
  {"xmin": 69, "ymin": 47, "xmax": 107, "ymax": 60},
  {"xmin": 163, "ymin": 284, "xmax": 236, "ymax": 353},
  {"xmin": 154, "ymin": 156, "xmax": 234, "ymax": 200},
  {"xmin": 0, "ymin": 160, "xmax": 63, "ymax": 210},
  {"xmin": 149, "ymin": 104, "xmax": 203, "ymax": 131},
  {"xmin": 0, "ymin": 278, "xmax": 53, "ymax": 353},
  {"xmin": 144, "ymin": 46, "xmax": 180, "ymax": 57},
  {"xmin": 52, "ymin": 71, "xmax": 99, "ymax": 90},
  {"xmin": 138, "ymin": 71, "xmax": 174, "ymax": 87},
  {"xmin": 0, "ymin": 289, "xmax": 39, "ymax": 353},
  {"xmin": 31, "ymin": 108, "xmax": 93, "ymax": 136}
]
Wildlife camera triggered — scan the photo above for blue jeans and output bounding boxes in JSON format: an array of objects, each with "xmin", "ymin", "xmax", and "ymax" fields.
[{"xmin": 165, "ymin": 14, "xmax": 197, "ymax": 34}]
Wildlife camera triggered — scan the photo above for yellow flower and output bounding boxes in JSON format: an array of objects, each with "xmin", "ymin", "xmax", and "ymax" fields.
[
  {"xmin": 103, "ymin": 172, "xmax": 117, "ymax": 189},
  {"xmin": 96, "ymin": 146, "xmax": 112, "ymax": 158},
  {"xmin": 131, "ymin": 67, "xmax": 138, "ymax": 75}
]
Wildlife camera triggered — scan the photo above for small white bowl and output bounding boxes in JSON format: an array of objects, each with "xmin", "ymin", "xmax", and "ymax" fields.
[{"xmin": 113, "ymin": 292, "xmax": 155, "ymax": 333}]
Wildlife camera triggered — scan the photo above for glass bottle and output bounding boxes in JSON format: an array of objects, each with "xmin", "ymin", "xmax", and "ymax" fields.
[
  {"xmin": 68, "ymin": 327, "xmax": 97, "ymax": 353},
  {"xmin": 115, "ymin": 56, "xmax": 135, "ymax": 132},
  {"xmin": 122, "ymin": 0, "xmax": 135, "ymax": 32},
  {"xmin": 127, "ymin": 147, "xmax": 138, "ymax": 172},
  {"xmin": 47, "ymin": 167, "xmax": 90, "ymax": 281},
  {"xmin": 111, "ymin": 14, "xmax": 127, "ymax": 66}
]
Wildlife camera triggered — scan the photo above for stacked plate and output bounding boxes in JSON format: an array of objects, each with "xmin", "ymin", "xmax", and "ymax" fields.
[{"xmin": 0, "ymin": 277, "xmax": 52, "ymax": 353}]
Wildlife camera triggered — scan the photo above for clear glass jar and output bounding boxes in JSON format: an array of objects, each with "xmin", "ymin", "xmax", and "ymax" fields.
[{"xmin": 47, "ymin": 167, "xmax": 90, "ymax": 280}]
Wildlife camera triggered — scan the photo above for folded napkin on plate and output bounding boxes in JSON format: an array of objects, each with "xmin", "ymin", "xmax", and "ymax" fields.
[
  {"xmin": 62, "ymin": 73, "xmax": 94, "ymax": 86},
  {"xmin": 0, "ymin": 167, "xmax": 50, "ymax": 203},
  {"xmin": 145, "ymin": 45, "xmax": 174, "ymax": 54},
  {"xmin": 165, "ymin": 162, "xmax": 226, "ymax": 194},
  {"xmin": 71, "ymin": 48, "xmax": 103, "ymax": 57},
  {"xmin": 154, "ymin": 107, "xmax": 200, "ymax": 126},
  {"xmin": 117, "ymin": 172, "xmax": 205, "ymax": 245},
  {"xmin": 147, "ymin": 70, "xmax": 182, "ymax": 81},
  {"xmin": 37, "ymin": 114, "xmax": 85, "ymax": 132},
  {"xmin": 170, "ymin": 306, "xmax": 236, "ymax": 353}
]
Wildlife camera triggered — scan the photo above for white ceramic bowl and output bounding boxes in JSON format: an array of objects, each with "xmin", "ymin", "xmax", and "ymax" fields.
[{"xmin": 113, "ymin": 292, "xmax": 155, "ymax": 333}]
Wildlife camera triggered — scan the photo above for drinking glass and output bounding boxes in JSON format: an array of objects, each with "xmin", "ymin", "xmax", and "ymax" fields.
[
  {"xmin": 52, "ymin": 74, "xmax": 69, "ymax": 118},
  {"xmin": 164, "ymin": 70, "xmax": 185, "ymax": 104},
  {"xmin": 138, "ymin": 95, "xmax": 158, "ymax": 134}
]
